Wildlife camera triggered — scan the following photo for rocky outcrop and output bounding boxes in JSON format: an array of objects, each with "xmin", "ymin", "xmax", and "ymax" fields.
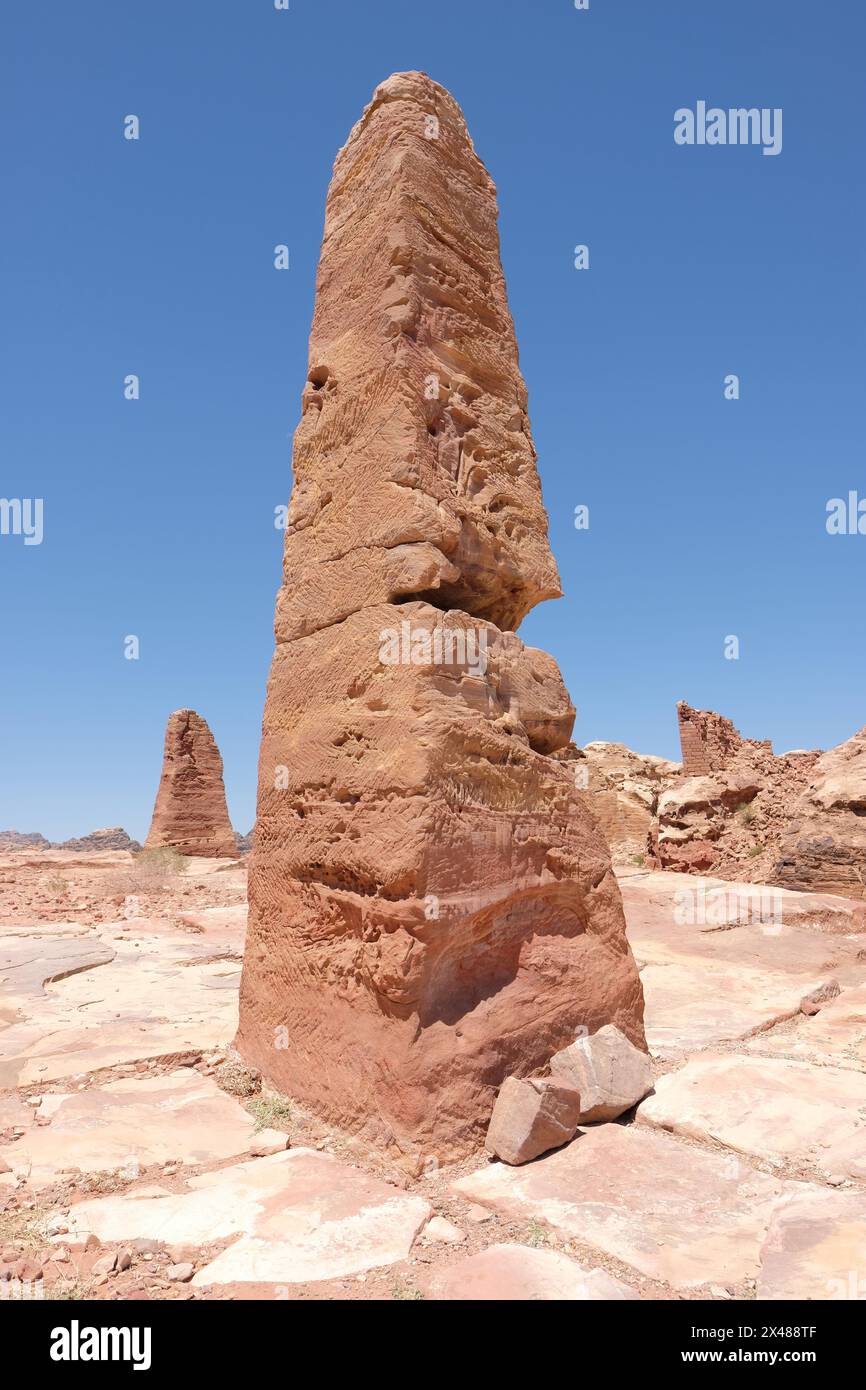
[
  {"xmin": 677, "ymin": 702, "xmax": 773, "ymax": 775},
  {"xmin": 656, "ymin": 703, "xmax": 820, "ymax": 881},
  {"xmin": 569, "ymin": 742, "xmax": 679, "ymax": 865},
  {"xmin": 234, "ymin": 830, "xmax": 254, "ymax": 856},
  {"xmin": 0, "ymin": 831, "xmax": 50, "ymax": 851},
  {"xmin": 0, "ymin": 828, "xmax": 142, "ymax": 853},
  {"xmin": 774, "ymin": 727, "xmax": 866, "ymax": 899},
  {"xmin": 144, "ymin": 711, "xmax": 237, "ymax": 859},
  {"xmin": 57, "ymin": 828, "xmax": 142, "ymax": 854},
  {"xmin": 236, "ymin": 72, "xmax": 646, "ymax": 1164}
]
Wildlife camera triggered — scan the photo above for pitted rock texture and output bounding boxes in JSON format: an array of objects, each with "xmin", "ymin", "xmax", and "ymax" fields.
[
  {"xmin": 237, "ymin": 72, "xmax": 645, "ymax": 1163},
  {"xmin": 774, "ymin": 726, "xmax": 866, "ymax": 899},
  {"xmin": 274, "ymin": 70, "xmax": 561, "ymax": 642},
  {"xmin": 144, "ymin": 710, "xmax": 237, "ymax": 859}
]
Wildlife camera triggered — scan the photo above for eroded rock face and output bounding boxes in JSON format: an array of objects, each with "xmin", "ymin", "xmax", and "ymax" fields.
[
  {"xmin": 144, "ymin": 710, "xmax": 237, "ymax": 859},
  {"xmin": 0, "ymin": 831, "xmax": 50, "ymax": 851},
  {"xmin": 656, "ymin": 703, "xmax": 820, "ymax": 881},
  {"xmin": 774, "ymin": 727, "xmax": 866, "ymax": 899},
  {"xmin": 274, "ymin": 71, "xmax": 561, "ymax": 642},
  {"xmin": 236, "ymin": 71, "xmax": 645, "ymax": 1163},
  {"xmin": 571, "ymin": 742, "xmax": 679, "ymax": 866}
]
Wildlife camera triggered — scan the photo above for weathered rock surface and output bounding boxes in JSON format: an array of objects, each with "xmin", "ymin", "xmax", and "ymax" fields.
[
  {"xmin": 423, "ymin": 1243, "xmax": 639, "ymax": 1300},
  {"xmin": 638, "ymin": 1053, "xmax": 866, "ymax": 1179},
  {"xmin": 0, "ymin": 1071, "xmax": 272, "ymax": 1188},
  {"xmin": 272, "ymin": 71, "xmax": 561, "ymax": 640},
  {"xmin": 236, "ymin": 71, "xmax": 645, "ymax": 1161},
  {"xmin": 0, "ymin": 830, "xmax": 50, "ymax": 850},
  {"xmin": 144, "ymin": 710, "xmax": 237, "ymax": 859},
  {"xmin": 774, "ymin": 726, "xmax": 866, "ymax": 899},
  {"xmin": 0, "ymin": 916, "xmax": 243, "ymax": 1088},
  {"xmin": 747, "ymin": 983, "xmax": 866, "ymax": 1070},
  {"xmin": 572, "ymin": 742, "xmax": 679, "ymax": 865},
  {"xmin": 757, "ymin": 1187, "xmax": 866, "ymax": 1301},
  {"xmin": 656, "ymin": 703, "xmax": 821, "ymax": 881},
  {"xmin": 485, "ymin": 1076, "xmax": 583, "ymax": 1165},
  {"xmin": 60, "ymin": 1150, "xmax": 431, "ymax": 1286},
  {"xmin": 549, "ymin": 1024, "xmax": 653, "ymax": 1122},
  {"xmin": 620, "ymin": 869, "xmax": 866, "ymax": 1059},
  {"xmin": 454, "ymin": 1124, "xmax": 786, "ymax": 1291}
]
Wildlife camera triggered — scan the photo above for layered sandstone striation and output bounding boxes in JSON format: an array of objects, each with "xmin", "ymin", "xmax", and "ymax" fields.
[
  {"xmin": 236, "ymin": 72, "xmax": 645, "ymax": 1163},
  {"xmin": 568, "ymin": 741, "xmax": 680, "ymax": 866},
  {"xmin": 774, "ymin": 726, "xmax": 866, "ymax": 899},
  {"xmin": 144, "ymin": 710, "xmax": 237, "ymax": 859}
]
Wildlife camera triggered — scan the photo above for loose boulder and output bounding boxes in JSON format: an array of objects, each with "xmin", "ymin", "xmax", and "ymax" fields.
[
  {"xmin": 485, "ymin": 1077, "xmax": 584, "ymax": 1166},
  {"xmin": 550, "ymin": 1024, "xmax": 653, "ymax": 1123}
]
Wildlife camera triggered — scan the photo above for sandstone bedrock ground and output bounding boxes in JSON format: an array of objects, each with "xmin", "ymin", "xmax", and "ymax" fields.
[{"xmin": 2, "ymin": 849, "xmax": 864, "ymax": 1302}]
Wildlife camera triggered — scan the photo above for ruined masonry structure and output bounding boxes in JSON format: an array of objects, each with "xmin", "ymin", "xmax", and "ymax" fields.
[
  {"xmin": 677, "ymin": 701, "xmax": 772, "ymax": 776},
  {"xmin": 236, "ymin": 73, "xmax": 646, "ymax": 1162},
  {"xmin": 144, "ymin": 709, "xmax": 237, "ymax": 859}
]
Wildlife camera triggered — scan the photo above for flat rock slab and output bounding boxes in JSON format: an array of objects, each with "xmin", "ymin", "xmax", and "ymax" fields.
[
  {"xmin": 639, "ymin": 960, "xmax": 818, "ymax": 1058},
  {"xmin": 0, "ymin": 926, "xmax": 242, "ymax": 1087},
  {"xmin": 621, "ymin": 871, "xmax": 866, "ymax": 938},
  {"xmin": 0, "ymin": 1070, "xmax": 268, "ymax": 1186},
  {"xmin": 758, "ymin": 1186, "xmax": 866, "ymax": 1300},
  {"xmin": 747, "ymin": 984, "xmax": 866, "ymax": 1071},
  {"xmin": 638, "ymin": 1053, "xmax": 866, "ymax": 1179},
  {"xmin": 453, "ymin": 1125, "xmax": 784, "ymax": 1290},
  {"xmin": 0, "ymin": 932, "xmax": 115, "ymax": 1000},
  {"xmin": 61, "ymin": 1149, "xmax": 431, "ymax": 1285},
  {"xmin": 423, "ymin": 1243, "xmax": 639, "ymax": 1300}
]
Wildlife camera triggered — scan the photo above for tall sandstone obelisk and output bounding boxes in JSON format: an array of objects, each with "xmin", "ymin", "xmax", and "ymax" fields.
[
  {"xmin": 145, "ymin": 709, "xmax": 237, "ymax": 859},
  {"xmin": 236, "ymin": 73, "xmax": 645, "ymax": 1162}
]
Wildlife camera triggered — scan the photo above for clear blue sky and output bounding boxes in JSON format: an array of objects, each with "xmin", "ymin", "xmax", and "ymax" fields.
[{"xmin": 2, "ymin": 0, "xmax": 863, "ymax": 842}]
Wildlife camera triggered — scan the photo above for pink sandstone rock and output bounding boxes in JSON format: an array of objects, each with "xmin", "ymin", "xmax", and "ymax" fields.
[
  {"xmin": 549, "ymin": 1023, "xmax": 653, "ymax": 1122},
  {"xmin": 656, "ymin": 702, "xmax": 821, "ymax": 882},
  {"xmin": 235, "ymin": 71, "xmax": 645, "ymax": 1163},
  {"xmin": 485, "ymin": 1076, "xmax": 583, "ymax": 1165},
  {"xmin": 774, "ymin": 726, "xmax": 866, "ymax": 900},
  {"xmin": 573, "ymin": 741, "xmax": 679, "ymax": 866},
  {"xmin": 144, "ymin": 710, "xmax": 236, "ymax": 859},
  {"xmin": 423, "ymin": 1243, "xmax": 639, "ymax": 1301}
]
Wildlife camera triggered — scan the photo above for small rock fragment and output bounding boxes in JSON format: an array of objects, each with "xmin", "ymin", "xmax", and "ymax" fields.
[
  {"xmin": 463, "ymin": 1204, "xmax": 492, "ymax": 1224},
  {"xmin": 800, "ymin": 979, "xmax": 841, "ymax": 1016},
  {"xmin": 422, "ymin": 1216, "xmax": 466, "ymax": 1244},
  {"xmin": 249, "ymin": 1129, "xmax": 290, "ymax": 1158}
]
